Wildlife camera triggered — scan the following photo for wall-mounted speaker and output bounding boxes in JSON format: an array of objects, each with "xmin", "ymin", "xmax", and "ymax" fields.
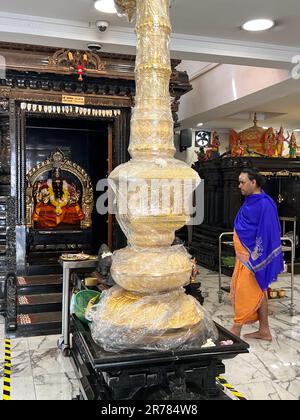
[
  {"xmin": 174, "ymin": 132, "xmax": 181, "ymax": 150},
  {"xmin": 180, "ymin": 128, "xmax": 193, "ymax": 151}
]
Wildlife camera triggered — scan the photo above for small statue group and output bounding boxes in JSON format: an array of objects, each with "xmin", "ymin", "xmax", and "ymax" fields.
[
  {"xmin": 264, "ymin": 128, "xmax": 276, "ymax": 157},
  {"xmin": 206, "ymin": 131, "xmax": 220, "ymax": 159},
  {"xmin": 287, "ymin": 131, "xmax": 299, "ymax": 158},
  {"xmin": 195, "ymin": 146, "xmax": 207, "ymax": 161},
  {"xmin": 195, "ymin": 131, "xmax": 220, "ymax": 161},
  {"xmin": 274, "ymin": 127, "xmax": 299, "ymax": 158},
  {"xmin": 274, "ymin": 126, "xmax": 289, "ymax": 157},
  {"xmin": 229, "ymin": 130, "xmax": 245, "ymax": 157},
  {"xmin": 229, "ymin": 125, "xmax": 299, "ymax": 158}
]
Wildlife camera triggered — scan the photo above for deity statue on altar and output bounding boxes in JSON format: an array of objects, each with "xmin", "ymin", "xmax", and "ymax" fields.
[
  {"xmin": 205, "ymin": 130, "xmax": 220, "ymax": 159},
  {"xmin": 275, "ymin": 126, "xmax": 289, "ymax": 157},
  {"xmin": 229, "ymin": 130, "xmax": 245, "ymax": 157},
  {"xmin": 264, "ymin": 127, "xmax": 276, "ymax": 157},
  {"xmin": 195, "ymin": 146, "xmax": 207, "ymax": 161},
  {"xmin": 26, "ymin": 149, "xmax": 93, "ymax": 229},
  {"xmin": 32, "ymin": 167, "xmax": 85, "ymax": 228},
  {"xmin": 288, "ymin": 132, "xmax": 299, "ymax": 158}
]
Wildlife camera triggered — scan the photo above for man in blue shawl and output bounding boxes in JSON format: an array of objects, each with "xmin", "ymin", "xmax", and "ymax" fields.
[{"xmin": 230, "ymin": 168, "xmax": 283, "ymax": 341}]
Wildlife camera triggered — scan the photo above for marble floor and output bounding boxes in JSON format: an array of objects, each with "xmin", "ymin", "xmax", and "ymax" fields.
[
  {"xmin": 201, "ymin": 268, "xmax": 300, "ymax": 400},
  {"xmin": 0, "ymin": 268, "xmax": 299, "ymax": 400}
]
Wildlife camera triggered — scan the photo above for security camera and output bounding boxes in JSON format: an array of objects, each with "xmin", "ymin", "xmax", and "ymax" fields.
[
  {"xmin": 87, "ymin": 43, "xmax": 102, "ymax": 52},
  {"xmin": 95, "ymin": 20, "xmax": 109, "ymax": 32}
]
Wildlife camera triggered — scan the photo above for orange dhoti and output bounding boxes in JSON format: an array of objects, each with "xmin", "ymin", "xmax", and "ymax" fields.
[{"xmin": 231, "ymin": 231, "xmax": 267, "ymax": 325}]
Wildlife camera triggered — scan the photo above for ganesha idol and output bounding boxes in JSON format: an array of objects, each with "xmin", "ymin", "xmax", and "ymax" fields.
[{"xmin": 32, "ymin": 173, "xmax": 84, "ymax": 228}]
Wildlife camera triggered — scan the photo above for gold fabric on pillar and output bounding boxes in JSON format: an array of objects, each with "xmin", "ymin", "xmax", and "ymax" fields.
[{"xmin": 90, "ymin": 0, "xmax": 218, "ymax": 351}]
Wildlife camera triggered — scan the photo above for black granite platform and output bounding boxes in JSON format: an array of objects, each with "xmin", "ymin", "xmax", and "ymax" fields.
[{"xmin": 71, "ymin": 316, "xmax": 249, "ymax": 400}]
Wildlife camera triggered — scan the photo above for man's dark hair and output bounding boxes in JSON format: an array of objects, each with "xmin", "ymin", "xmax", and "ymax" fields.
[{"xmin": 240, "ymin": 168, "xmax": 265, "ymax": 188}]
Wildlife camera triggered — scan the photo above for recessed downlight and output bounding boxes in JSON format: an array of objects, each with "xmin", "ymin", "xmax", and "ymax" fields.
[
  {"xmin": 242, "ymin": 19, "xmax": 275, "ymax": 32},
  {"xmin": 94, "ymin": 0, "xmax": 117, "ymax": 14}
]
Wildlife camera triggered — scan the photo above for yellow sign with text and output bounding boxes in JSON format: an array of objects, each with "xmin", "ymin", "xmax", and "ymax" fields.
[{"xmin": 62, "ymin": 95, "xmax": 85, "ymax": 105}]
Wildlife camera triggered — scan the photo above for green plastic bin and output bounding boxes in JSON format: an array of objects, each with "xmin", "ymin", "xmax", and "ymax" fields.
[{"xmin": 74, "ymin": 290, "xmax": 101, "ymax": 324}]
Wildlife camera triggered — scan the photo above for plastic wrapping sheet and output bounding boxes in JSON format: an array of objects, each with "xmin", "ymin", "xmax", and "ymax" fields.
[
  {"xmin": 109, "ymin": 158, "xmax": 200, "ymax": 246},
  {"xmin": 100, "ymin": 0, "xmax": 206, "ymax": 353},
  {"xmin": 111, "ymin": 244, "xmax": 192, "ymax": 293},
  {"xmin": 109, "ymin": 157, "xmax": 200, "ymax": 186},
  {"xmin": 90, "ymin": 286, "xmax": 218, "ymax": 352},
  {"xmin": 126, "ymin": 0, "xmax": 173, "ymax": 158}
]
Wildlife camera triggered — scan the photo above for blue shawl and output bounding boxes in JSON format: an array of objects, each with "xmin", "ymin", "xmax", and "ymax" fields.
[{"xmin": 234, "ymin": 192, "xmax": 284, "ymax": 291}]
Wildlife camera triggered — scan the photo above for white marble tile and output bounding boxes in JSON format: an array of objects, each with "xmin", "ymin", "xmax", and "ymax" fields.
[
  {"xmin": 199, "ymin": 266, "xmax": 300, "ymax": 399},
  {"xmin": 224, "ymin": 354, "xmax": 271, "ymax": 384},
  {"xmin": 0, "ymin": 325, "xmax": 5, "ymax": 339},
  {"xmin": 226, "ymin": 343, "xmax": 298, "ymax": 383},
  {"xmin": 9, "ymin": 375, "xmax": 36, "ymax": 400},
  {"xmin": 10, "ymin": 337, "xmax": 29, "ymax": 352},
  {"xmin": 34, "ymin": 373, "xmax": 80, "ymax": 400},
  {"xmin": 0, "ymin": 267, "xmax": 299, "ymax": 400},
  {"xmin": 28, "ymin": 334, "xmax": 61, "ymax": 351},
  {"xmin": 276, "ymin": 377, "xmax": 300, "ymax": 399},
  {"xmin": 30, "ymin": 348, "xmax": 75, "ymax": 376},
  {"xmin": 232, "ymin": 380, "xmax": 296, "ymax": 400},
  {"xmin": 11, "ymin": 350, "xmax": 33, "ymax": 378}
]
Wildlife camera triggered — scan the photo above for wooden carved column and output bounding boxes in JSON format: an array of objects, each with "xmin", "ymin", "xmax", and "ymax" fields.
[{"xmin": 90, "ymin": 0, "xmax": 216, "ymax": 351}]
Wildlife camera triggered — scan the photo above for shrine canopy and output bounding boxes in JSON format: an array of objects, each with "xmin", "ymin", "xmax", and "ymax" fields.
[{"xmin": 229, "ymin": 114, "xmax": 275, "ymax": 157}]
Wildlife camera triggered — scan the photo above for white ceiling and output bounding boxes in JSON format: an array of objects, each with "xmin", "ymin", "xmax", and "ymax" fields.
[
  {"xmin": 1, "ymin": 0, "xmax": 300, "ymax": 130},
  {"xmin": 1, "ymin": 0, "xmax": 300, "ymax": 46},
  {"xmin": 1, "ymin": 0, "xmax": 300, "ymax": 68}
]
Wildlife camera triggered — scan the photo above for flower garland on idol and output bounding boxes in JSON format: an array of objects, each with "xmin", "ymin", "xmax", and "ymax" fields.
[{"xmin": 48, "ymin": 180, "xmax": 69, "ymax": 215}]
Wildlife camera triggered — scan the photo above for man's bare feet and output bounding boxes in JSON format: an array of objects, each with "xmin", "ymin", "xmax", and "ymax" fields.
[
  {"xmin": 230, "ymin": 325, "xmax": 242, "ymax": 337},
  {"xmin": 243, "ymin": 331, "xmax": 272, "ymax": 342}
]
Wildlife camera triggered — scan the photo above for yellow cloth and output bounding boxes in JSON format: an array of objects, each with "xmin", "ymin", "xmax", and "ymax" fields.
[{"xmin": 231, "ymin": 231, "xmax": 267, "ymax": 325}]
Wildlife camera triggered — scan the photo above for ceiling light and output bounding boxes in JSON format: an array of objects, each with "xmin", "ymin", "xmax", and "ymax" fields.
[
  {"xmin": 242, "ymin": 19, "xmax": 275, "ymax": 32},
  {"xmin": 293, "ymin": 129, "xmax": 300, "ymax": 132},
  {"xmin": 94, "ymin": 0, "xmax": 117, "ymax": 14},
  {"xmin": 196, "ymin": 123, "xmax": 204, "ymax": 127}
]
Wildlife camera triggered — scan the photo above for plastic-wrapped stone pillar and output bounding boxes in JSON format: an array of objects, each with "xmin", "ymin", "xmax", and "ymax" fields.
[{"xmin": 90, "ymin": 0, "xmax": 218, "ymax": 351}]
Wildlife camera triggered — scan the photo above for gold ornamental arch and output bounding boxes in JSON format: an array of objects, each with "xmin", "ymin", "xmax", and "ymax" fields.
[{"xmin": 26, "ymin": 150, "xmax": 93, "ymax": 229}]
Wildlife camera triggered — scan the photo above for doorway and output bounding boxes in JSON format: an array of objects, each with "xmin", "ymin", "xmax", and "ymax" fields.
[{"xmin": 25, "ymin": 115, "xmax": 112, "ymax": 268}]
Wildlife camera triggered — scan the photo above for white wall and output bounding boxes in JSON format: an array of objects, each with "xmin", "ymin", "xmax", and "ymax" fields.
[{"xmin": 178, "ymin": 63, "xmax": 289, "ymax": 127}]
